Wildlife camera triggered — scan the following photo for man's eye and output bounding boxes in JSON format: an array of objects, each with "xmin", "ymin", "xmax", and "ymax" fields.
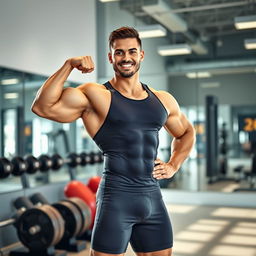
[{"xmin": 115, "ymin": 51, "xmax": 123, "ymax": 55}]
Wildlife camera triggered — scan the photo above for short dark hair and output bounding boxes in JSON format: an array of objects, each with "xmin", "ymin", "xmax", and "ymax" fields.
[{"xmin": 109, "ymin": 26, "xmax": 142, "ymax": 50}]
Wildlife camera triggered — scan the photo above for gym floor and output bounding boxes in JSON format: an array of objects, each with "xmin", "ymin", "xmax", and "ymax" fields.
[{"xmin": 69, "ymin": 203, "xmax": 256, "ymax": 256}]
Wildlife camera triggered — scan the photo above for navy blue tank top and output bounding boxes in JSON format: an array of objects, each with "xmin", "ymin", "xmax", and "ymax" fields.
[{"xmin": 93, "ymin": 81, "xmax": 168, "ymax": 191}]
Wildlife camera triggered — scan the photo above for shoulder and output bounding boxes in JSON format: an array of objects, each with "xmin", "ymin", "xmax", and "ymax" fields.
[
  {"xmin": 148, "ymin": 86, "xmax": 180, "ymax": 115},
  {"xmin": 77, "ymin": 82, "xmax": 106, "ymax": 92},
  {"xmin": 149, "ymin": 87, "xmax": 174, "ymax": 100},
  {"xmin": 77, "ymin": 82, "xmax": 109, "ymax": 96}
]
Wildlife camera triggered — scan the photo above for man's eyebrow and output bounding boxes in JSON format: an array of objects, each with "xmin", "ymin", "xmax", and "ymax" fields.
[{"xmin": 114, "ymin": 48, "xmax": 138, "ymax": 52}]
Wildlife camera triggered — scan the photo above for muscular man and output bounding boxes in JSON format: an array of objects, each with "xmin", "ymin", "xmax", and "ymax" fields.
[{"xmin": 31, "ymin": 27, "xmax": 195, "ymax": 256}]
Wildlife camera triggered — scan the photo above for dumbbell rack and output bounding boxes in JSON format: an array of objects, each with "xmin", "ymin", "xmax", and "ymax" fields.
[{"xmin": 0, "ymin": 152, "xmax": 104, "ymax": 187}]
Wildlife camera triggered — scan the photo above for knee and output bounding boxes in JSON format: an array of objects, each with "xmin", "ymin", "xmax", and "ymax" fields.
[{"xmin": 89, "ymin": 249, "xmax": 95, "ymax": 256}]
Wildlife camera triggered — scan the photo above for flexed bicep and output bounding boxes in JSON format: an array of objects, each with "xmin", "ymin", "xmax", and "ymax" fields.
[{"xmin": 41, "ymin": 87, "xmax": 90, "ymax": 123}]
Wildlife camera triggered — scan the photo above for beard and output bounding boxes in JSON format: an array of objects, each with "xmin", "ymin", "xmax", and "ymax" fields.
[{"xmin": 113, "ymin": 61, "xmax": 141, "ymax": 78}]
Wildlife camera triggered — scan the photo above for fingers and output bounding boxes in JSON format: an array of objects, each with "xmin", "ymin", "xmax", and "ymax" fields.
[
  {"xmin": 81, "ymin": 56, "xmax": 94, "ymax": 73},
  {"xmin": 152, "ymin": 159, "xmax": 175, "ymax": 180},
  {"xmin": 152, "ymin": 160, "xmax": 165, "ymax": 179},
  {"xmin": 71, "ymin": 56, "xmax": 94, "ymax": 73},
  {"xmin": 154, "ymin": 158, "xmax": 162, "ymax": 165}
]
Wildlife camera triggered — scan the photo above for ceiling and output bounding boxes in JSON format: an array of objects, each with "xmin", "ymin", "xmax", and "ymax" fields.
[{"xmin": 119, "ymin": 0, "xmax": 256, "ymax": 67}]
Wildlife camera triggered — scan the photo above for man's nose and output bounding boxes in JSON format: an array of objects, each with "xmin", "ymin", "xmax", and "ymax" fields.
[{"xmin": 123, "ymin": 52, "xmax": 131, "ymax": 61}]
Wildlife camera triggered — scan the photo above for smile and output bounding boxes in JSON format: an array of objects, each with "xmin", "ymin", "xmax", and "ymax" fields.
[{"xmin": 119, "ymin": 63, "xmax": 134, "ymax": 68}]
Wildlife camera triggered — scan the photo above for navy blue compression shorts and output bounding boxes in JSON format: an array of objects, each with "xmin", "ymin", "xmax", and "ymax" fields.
[{"xmin": 91, "ymin": 187, "xmax": 173, "ymax": 254}]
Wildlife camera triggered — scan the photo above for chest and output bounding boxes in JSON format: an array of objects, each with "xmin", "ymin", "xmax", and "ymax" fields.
[{"xmin": 107, "ymin": 92, "xmax": 167, "ymax": 128}]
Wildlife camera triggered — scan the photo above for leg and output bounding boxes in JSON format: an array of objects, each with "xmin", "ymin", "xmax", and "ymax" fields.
[
  {"xmin": 91, "ymin": 189, "xmax": 133, "ymax": 255},
  {"xmin": 130, "ymin": 190, "xmax": 173, "ymax": 255},
  {"xmin": 136, "ymin": 248, "xmax": 172, "ymax": 256},
  {"xmin": 90, "ymin": 248, "xmax": 125, "ymax": 256}
]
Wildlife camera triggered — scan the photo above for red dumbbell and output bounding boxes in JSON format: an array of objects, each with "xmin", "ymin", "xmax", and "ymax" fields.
[{"xmin": 87, "ymin": 176, "xmax": 101, "ymax": 194}]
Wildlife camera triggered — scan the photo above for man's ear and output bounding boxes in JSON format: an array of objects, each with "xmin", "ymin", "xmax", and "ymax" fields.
[
  {"xmin": 108, "ymin": 52, "xmax": 113, "ymax": 63},
  {"xmin": 140, "ymin": 50, "xmax": 145, "ymax": 62}
]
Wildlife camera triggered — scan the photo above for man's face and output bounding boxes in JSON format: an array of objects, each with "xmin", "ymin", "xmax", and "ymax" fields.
[{"xmin": 108, "ymin": 38, "xmax": 144, "ymax": 78}]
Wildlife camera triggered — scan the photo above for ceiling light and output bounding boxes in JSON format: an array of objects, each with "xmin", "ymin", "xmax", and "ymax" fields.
[
  {"xmin": 200, "ymin": 82, "xmax": 220, "ymax": 88},
  {"xmin": 1, "ymin": 78, "xmax": 20, "ymax": 85},
  {"xmin": 137, "ymin": 24, "xmax": 167, "ymax": 38},
  {"xmin": 186, "ymin": 72, "xmax": 211, "ymax": 79},
  {"xmin": 158, "ymin": 44, "xmax": 192, "ymax": 56},
  {"xmin": 4, "ymin": 93, "xmax": 19, "ymax": 99},
  {"xmin": 99, "ymin": 0, "xmax": 119, "ymax": 2},
  {"xmin": 234, "ymin": 15, "xmax": 256, "ymax": 29},
  {"xmin": 244, "ymin": 38, "xmax": 256, "ymax": 49}
]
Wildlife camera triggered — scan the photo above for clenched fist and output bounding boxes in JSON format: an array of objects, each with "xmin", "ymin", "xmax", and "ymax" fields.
[{"xmin": 68, "ymin": 56, "xmax": 94, "ymax": 73}]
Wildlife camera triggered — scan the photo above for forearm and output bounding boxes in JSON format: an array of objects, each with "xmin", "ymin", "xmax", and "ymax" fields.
[
  {"xmin": 168, "ymin": 126, "xmax": 196, "ymax": 171},
  {"xmin": 31, "ymin": 60, "xmax": 73, "ymax": 110}
]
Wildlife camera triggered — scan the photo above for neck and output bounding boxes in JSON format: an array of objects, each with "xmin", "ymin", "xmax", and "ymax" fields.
[{"xmin": 110, "ymin": 73, "xmax": 141, "ymax": 93}]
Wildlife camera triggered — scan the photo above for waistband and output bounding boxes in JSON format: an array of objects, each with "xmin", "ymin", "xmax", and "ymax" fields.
[{"xmin": 99, "ymin": 173, "xmax": 160, "ymax": 193}]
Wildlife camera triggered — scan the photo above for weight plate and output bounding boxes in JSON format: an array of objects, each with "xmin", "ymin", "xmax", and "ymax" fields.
[
  {"xmin": 40, "ymin": 205, "xmax": 60, "ymax": 247},
  {"xmin": 52, "ymin": 200, "xmax": 82, "ymax": 240},
  {"xmin": 65, "ymin": 197, "xmax": 92, "ymax": 236},
  {"xmin": 42, "ymin": 204, "xmax": 65, "ymax": 245},
  {"xmin": 16, "ymin": 206, "xmax": 58, "ymax": 251}
]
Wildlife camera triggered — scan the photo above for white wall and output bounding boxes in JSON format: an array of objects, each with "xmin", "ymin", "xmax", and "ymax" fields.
[{"xmin": 0, "ymin": 0, "xmax": 97, "ymax": 83}]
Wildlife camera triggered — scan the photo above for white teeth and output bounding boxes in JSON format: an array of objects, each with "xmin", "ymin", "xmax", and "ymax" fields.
[{"xmin": 121, "ymin": 64, "xmax": 132, "ymax": 68}]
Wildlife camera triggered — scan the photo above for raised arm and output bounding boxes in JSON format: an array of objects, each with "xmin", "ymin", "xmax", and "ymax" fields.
[
  {"xmin": 31, "ymin": 56, "xmax": 94, "ymax": 123},
  {"xmin": 153, "ymin": 91, "xmax": 196, "ymax": 180}
]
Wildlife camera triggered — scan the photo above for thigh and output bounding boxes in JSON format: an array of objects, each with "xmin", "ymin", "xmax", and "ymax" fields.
[
  {"xmin": 91, "ymin": 190, "xmax": 133, "ymax": 254},
  {"xmin": 130, "ymin": 191, "xmax": 173, "ymax": 253}
]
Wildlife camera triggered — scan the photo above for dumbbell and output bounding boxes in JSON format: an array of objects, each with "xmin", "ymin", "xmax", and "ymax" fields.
[
  {"xmin": 8, "ymin": 153, "xmax": 83, "ymax": 175},
  {"xmin": 0, "ymin": 157, "xmax": 13, "ymax": 178},
  {"xmin": 0, "ymin": 152, "xmax": 104, "ymax": 179},
  {"xmin": 39, "ymin": 153, "xmax": 83, "ymax": 172},
  {"xmin": 80, "ymin": 152, "xmax": 104, "ymax": 166},
  {"xmin": 87, "ymin": 176, "xmax": 101, "ymax": 194},
  {"xmin": 12, "ymin": 155, "xmax": 41, "ymax": 176},
  {"xmin": 0, "ymin": 155, "xmax": 41, "ymax": 178},
  {"xmin": 30, "ymin": 193, "xmax": 89, "ymax": 252},
  {"xmin": 4, "ymin": 196, "xmax": 66, "ymax": 254}
]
